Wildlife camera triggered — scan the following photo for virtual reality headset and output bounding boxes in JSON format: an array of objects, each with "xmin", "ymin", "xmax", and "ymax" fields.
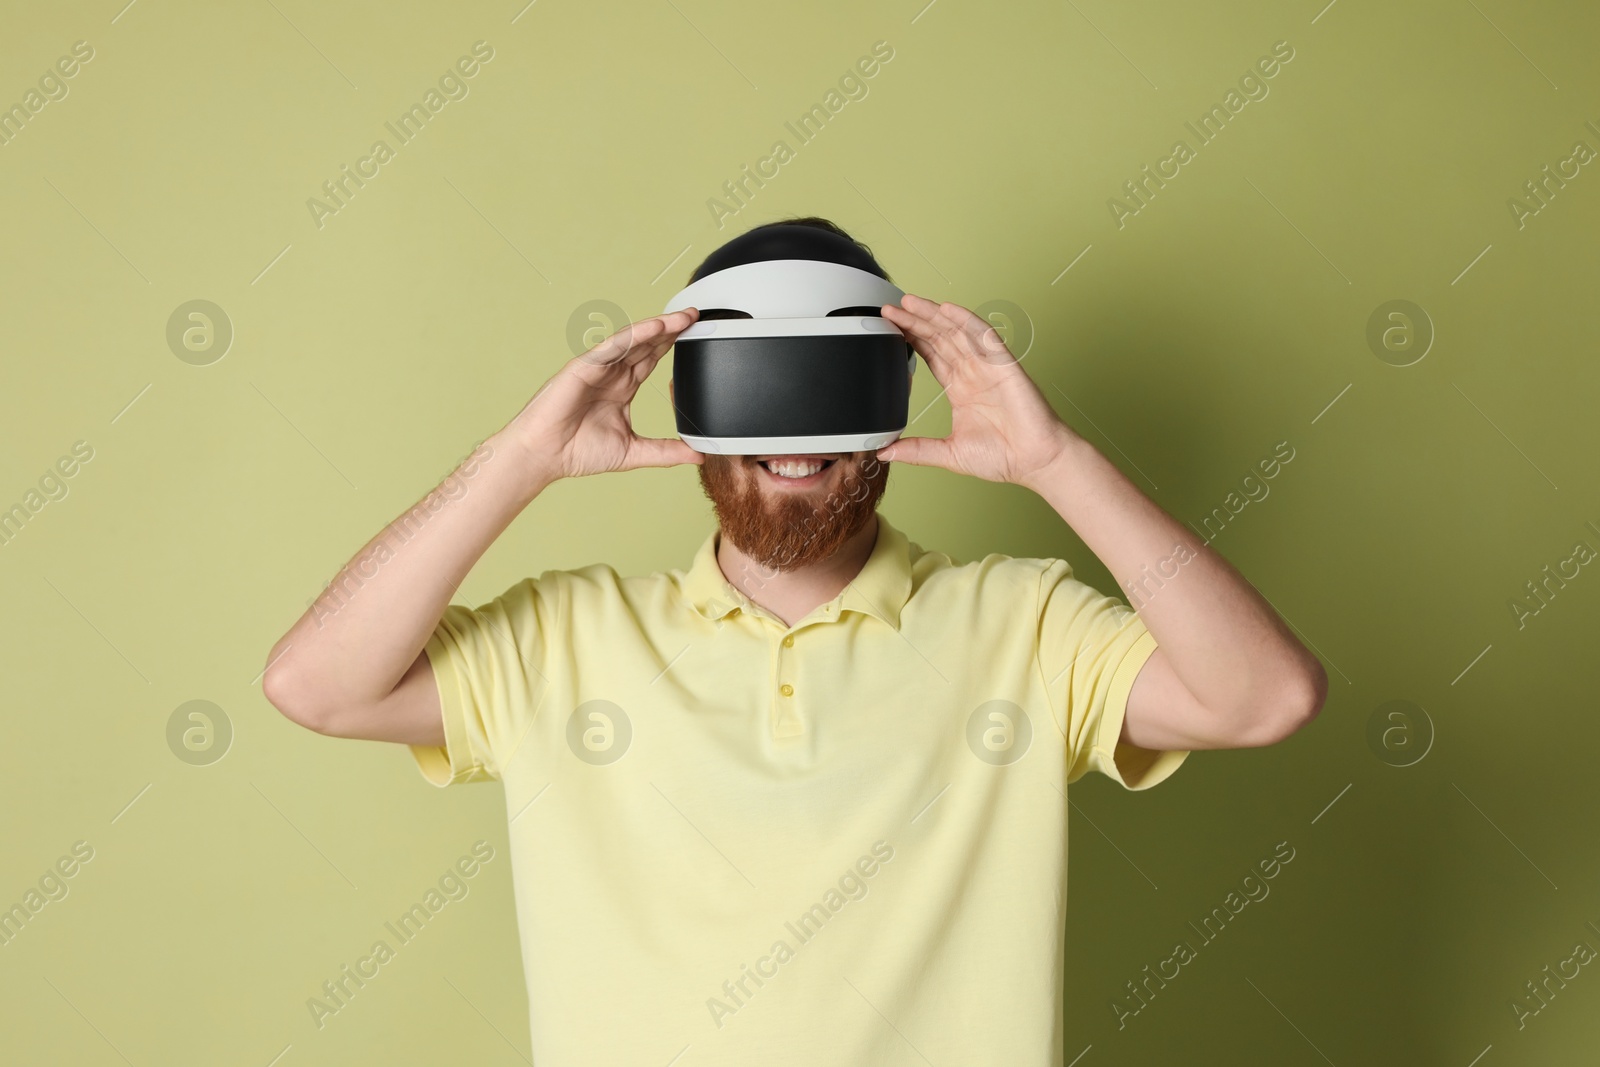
[{"xmin": 662, "ymin": 224, "xmax": 914, "ymax": 455}]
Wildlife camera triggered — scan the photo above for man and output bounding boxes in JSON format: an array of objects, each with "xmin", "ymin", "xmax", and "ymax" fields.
[{"xmin": 264, "ymin": 216, "xmax": 1326, "ymax": 1066}]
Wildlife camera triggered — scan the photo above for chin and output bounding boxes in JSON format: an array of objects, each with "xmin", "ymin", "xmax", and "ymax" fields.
[{"xmin": 698, "ymin": 451, "xmax": 891, "ymax": 571}]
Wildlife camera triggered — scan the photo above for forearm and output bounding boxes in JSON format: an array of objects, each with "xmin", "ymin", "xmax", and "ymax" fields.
[
  {"xmin": 1022, "ymin": 427, "xmax": 1321, "ymax": 720},
  {"xmin": 264, "ymin": 427, "xmax": 555, "ymax": 716}
]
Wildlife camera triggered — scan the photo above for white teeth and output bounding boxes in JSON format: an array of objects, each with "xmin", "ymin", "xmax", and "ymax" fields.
[{"xmin": 765, "ymin": 459, "xmax": 824, "ymax": 479}]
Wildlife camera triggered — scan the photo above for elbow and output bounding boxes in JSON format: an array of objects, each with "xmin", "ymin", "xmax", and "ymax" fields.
[
  {"xmin": 1296, "ymin": 657, "xmax": 1331, "ymax": 730},
  {"xmin": 1237, "ymin": 659, "xmax": 1328, "ymax": 748},
  {"xmin": 1228, "ymin": 655, "xmax": 1331, "ymax": 748},
  {"xmin": 263, "ymin": 657, "xmax": 335, "ymax": 735}
]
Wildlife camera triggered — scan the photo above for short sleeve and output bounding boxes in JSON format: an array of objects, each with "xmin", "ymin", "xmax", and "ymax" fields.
[
  {"xmin": 409, "ymin": 575, "xmax": 558, "ymax": 787},
  {"xmin": 1035, "ymin": 560, "xmax": 1188, "ymax": 790}
]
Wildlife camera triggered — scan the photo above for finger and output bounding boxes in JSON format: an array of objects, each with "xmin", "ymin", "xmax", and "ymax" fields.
[
  {"xmin": 569, "ymin": 313, "xmax": 693, "ymax": 397},
  {"xmin": 582, "ymin": 308, "xmax": 699, "ymax": 368},
  {"xmin": 615, "ymin": 310, "xmax": 696, "ymax": 366},
  {"xmin": 953, "ymin": 309, "xmax": 1017, "ymax": 366},
  {"xmin": 874, "ymin": 434, "xmax": 956, "ymax": 469},
  {"xmin": 869, "ymin": 331, "xmax": 946, "ymax": 415},
  {"xmin": 888, "ymin": 296, "xmax": 974, "ymax": 365},
  {"xmin": 936, "ymin": 301, "xmax": 1004, "ymax": 352},
  {"xmin": 624, "ymin": 434, "xmax": 704, "ymax": 469},
  {"xmin": 572, "ymin": 323, "xmax": 697, "ymax": 403},
  {"xmin": 896, "ymin": 292, "xmax": 948, "ymax": 323},
  {"xmin": 579, "ymin": 318, "xmax": 657, "ymax": 368},
  {"xmin": 883, "ymin": 295, "xmax": 949, "ymax": 343},
  {"xmin": 909, "ymin": 299, "xmax": 1015, "ymax": 366},
  {"xmin": 923, "ymin": 300, "xmax": 1011, "ymax": 362},
  {"xmin": 883, "ymin": 302, "xmax": 960, "ymax": 379},
  {"xmin": 628, "ymin": 309, "xmax": 702, "ymax": 375}
]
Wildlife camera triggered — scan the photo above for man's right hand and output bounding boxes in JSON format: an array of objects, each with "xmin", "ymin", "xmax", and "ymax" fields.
[
  {"xmin": 261, "ymin": 307, "xmax": 703, "ymax": 748},
  {"xmin": 502, "ymin": 308, "xmax": 703, "ymax": 484}
]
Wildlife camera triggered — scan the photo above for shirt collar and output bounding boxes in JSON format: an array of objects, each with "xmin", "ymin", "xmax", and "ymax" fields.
[{"xmin": 677, "ymin": 514, "xmax": 914, "ymax": 631}]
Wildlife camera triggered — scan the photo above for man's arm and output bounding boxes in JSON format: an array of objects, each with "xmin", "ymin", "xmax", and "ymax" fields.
[
  {"xmin": 261, "ymin": 310, "xmax": 703, "ymax": 746},
  {"xmin": 1020, "ymin": 432, "xmax": 1326, "ymax": 750},
  {"xmin": 875, "ymin": 295, "xmax": 1326, "ymax": 751},
  {"xmin": 261, "ymin": 433, "xmax": 552, "ymax": 746}
]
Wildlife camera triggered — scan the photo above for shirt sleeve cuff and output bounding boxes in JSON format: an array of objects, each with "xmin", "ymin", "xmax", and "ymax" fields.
[
  {"xmin": 408, "ymin": 630, "xmax": 496, "ymax": 787},
  {"xmin": 1087, "ymin": 628, "xmax": 1190, "ymax": 791}
]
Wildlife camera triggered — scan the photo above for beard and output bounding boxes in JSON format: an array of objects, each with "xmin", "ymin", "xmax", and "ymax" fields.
[{"xmin": 697, "ymin": 453, "xmax": 891, "ymax": 573}]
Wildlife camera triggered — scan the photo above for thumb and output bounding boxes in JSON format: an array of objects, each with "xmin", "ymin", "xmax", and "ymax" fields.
[
  {"xmin": 875, "ymin": 435, "xmax": 952, "ymax": 468},
  {"xmin": 624, "ymin": 434, "xmax": 704, "ymax": 470}
]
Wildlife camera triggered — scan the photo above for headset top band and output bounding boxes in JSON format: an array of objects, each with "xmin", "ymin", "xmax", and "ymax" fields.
[{"xmin": 663, "ymin": 259, "xmax": 905, "ymax": 320}]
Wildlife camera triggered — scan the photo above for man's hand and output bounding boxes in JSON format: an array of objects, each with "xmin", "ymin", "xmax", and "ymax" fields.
[
  {"xmin": 503, "ymin": 308, "xmax": 704, "ymax": 484},
  {"xmin": 874, "ymin": 294, "xmax": 1077, "ymax": 488},
  {"xmin": 262, "ymin": 308, "xmax": 704, "ymax": 745},
  {"xmin": 881, "ymin": 292, "xmax": 1327, "ymax": 750}
]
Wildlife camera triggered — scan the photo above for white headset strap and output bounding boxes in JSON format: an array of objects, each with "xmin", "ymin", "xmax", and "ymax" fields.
[
  {"xmin": 676, "ymin": 316, "xmax": 902, "ymax": 340},
  {"xmin": 663, "ymin": 259, "xmax": 905, "ymax": 318}
]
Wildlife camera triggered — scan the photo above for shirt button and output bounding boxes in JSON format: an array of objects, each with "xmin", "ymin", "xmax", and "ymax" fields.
[
  {"xmin": 779, "ymin": 683, "xmax": 794, "ymax": 697},
  {"xmin": 782, "ymin": 635, "xmax": 794, "ymax": 647}
]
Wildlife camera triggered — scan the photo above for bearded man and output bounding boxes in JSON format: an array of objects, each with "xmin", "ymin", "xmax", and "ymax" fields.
[{"xmin": 264, "ymin": 216, "xmax": 1326, "ymax": 1067}]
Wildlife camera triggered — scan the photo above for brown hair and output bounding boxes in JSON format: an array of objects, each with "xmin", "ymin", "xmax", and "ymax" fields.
[{"xmin": 687, "ymin": 215, "xmax": 892, "ymax": 284}]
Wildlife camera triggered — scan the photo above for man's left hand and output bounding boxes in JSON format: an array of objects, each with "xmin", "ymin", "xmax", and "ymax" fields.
[{"xmin": 875, "ymin": 294, "xmax": 1079, "ymax": 488}]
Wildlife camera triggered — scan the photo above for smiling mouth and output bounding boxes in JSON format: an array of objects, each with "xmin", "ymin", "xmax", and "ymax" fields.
[{"xmin": 755, "ymin": 456, "xmax": 838, "ymax": 483}]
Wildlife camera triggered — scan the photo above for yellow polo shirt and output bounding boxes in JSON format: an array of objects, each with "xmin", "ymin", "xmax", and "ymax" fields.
[{"xmin": 411, "ymin": 514, "xmax": 1187, "ymax": 1066}]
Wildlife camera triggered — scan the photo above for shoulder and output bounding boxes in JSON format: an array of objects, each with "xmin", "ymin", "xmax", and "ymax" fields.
[
  {"xmin": 557, "ymin": 560, "xmax": 694, "ymax": 614},
  {"xmin": 467, "ymin": 561, "xmax": 630, "ymax": 615},
  {"xmin": 478, "ymin": 545, "xmax": 710, "ymax": 617},
  {"xmin": 905, "ymin": 540, "xmax": 1072, "ymax": 611}
]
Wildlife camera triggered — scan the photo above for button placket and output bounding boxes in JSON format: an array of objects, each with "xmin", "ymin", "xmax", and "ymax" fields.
[{"xmin": 772, "ymin": 626, "xmax": 804, "ymax": 737}]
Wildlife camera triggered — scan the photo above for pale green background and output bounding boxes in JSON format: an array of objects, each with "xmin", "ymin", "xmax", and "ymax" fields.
[{"xmin": 2, "ymin": 0, "xmax": 1598, "ymax": 1063}]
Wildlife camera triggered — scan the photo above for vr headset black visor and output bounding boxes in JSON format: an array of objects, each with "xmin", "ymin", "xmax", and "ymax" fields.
[{"xmin": 662, "ymin": 243, "xmax": 914, "ymax": 455}]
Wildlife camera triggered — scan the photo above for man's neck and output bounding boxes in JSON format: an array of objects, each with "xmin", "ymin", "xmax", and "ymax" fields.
[{"xmin": 716, "ymin": 513, "xmax": 880, "ymax": 628}]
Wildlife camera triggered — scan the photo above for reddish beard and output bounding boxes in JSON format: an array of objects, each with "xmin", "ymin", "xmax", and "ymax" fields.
[{"xmin": 697, "ymin": 454, "xmax": 890, "ymax": 572}]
